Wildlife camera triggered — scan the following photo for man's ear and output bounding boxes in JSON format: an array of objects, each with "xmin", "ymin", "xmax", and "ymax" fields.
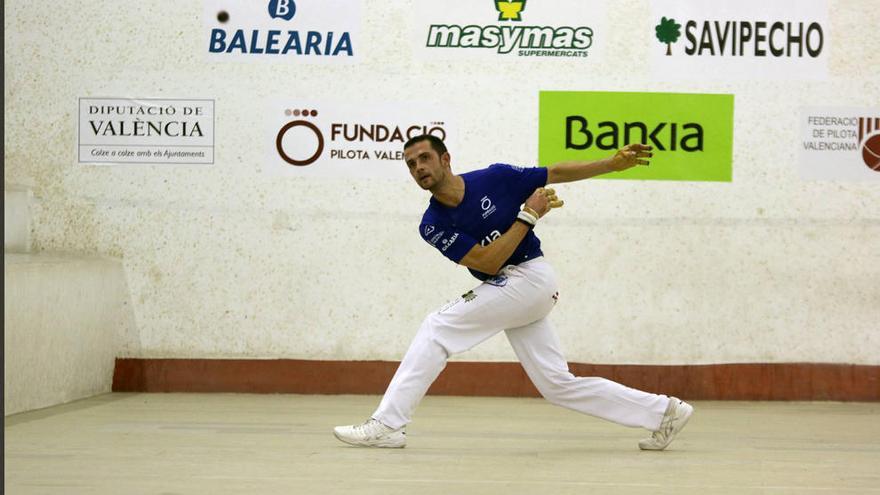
[{"xmin": 441, "ymin": 152, "xmax": 451, "ymax": 168}]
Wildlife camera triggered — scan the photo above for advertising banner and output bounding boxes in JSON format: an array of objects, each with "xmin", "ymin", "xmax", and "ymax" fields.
[
  {"xmin": 649, "ymin": 0, "xmax": 828, "ymax": 80},
  {"xmin": 203, "ymin": 0, "xmax": 361, "ymax": 63},
  {"xmin": 799, "ymin": 107, "xmax": 880, "ymax": 181},
  {"xmin": 78, "ymin": 98, "xmax": 214, "ymax": 165},
  {"xmin": 268, "ymin": 101, "xmax": 453, "ymax": 178},
  {"xmin": 539, "ymin": 91, "xmax": 734, "ymax": 182},
  {"xmin": 413, "ymin": 0, "xmax": 606, "ymax": 61}
]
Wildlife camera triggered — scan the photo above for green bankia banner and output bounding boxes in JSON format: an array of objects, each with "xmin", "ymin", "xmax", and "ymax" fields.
[{"xmin": 539, "ymin": 91, "xmax": 734, "ymax": 182}]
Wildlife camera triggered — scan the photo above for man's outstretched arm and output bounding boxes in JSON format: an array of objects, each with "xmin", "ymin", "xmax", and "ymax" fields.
[{"xmin": 546, "ymin": 143, "xmax": 653, "ymax": 184}]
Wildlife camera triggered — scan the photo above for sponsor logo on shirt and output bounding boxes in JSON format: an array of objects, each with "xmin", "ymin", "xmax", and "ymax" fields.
[
  {"xmin": 481, "ymin": 230, "xmax": 501, "ymax": 246},
  {"xmin": 480, "ymin": 195, "xmax": 497, "ymax": 218},
  {"xmin": 429, "ymin": 232, "xmax": 445, "ymax": 245},
  {"xmin": 424, "ymin": 225, "xmax": 435, "ymax": 236},
  {"xmin": 441, "ymin": 232, "xmax": 459, "ymax": 251}
]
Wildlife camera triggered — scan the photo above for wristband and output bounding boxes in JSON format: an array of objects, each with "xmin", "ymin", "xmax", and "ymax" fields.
[
  {"xmin": 517, "ymin": 209, "xmax": 538, "ymax": 227},
  {"xmin": 516, "ymin": 218, "xmax": 535, "ymax": 229}
]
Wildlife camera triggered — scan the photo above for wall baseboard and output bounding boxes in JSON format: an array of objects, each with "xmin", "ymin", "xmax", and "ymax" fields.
[{"xmin": 112, "ymin": 359, "xmax": 879, "ymax": 401}]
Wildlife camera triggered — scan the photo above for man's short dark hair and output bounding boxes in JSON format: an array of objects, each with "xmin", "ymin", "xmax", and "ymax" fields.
[{"xmin": 404, "ymin": 134, "xmax": 447, "ymax": 156}]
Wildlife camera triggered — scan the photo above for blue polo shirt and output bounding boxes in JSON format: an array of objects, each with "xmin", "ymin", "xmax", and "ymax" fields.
[{"xmin": 419, "ymin": 164, "xmax": 548, "ymax": 280}]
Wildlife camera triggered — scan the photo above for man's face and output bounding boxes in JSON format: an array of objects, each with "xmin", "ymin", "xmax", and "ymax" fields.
[{"xmin": 404, "ymin": 140, "xmax": 450, "ymax": 190}]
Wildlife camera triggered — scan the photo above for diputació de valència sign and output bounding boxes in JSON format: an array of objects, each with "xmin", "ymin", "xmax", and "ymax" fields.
[{"xmin": 78, "ymin": 98, "xmax": 215, "ymax": 165}]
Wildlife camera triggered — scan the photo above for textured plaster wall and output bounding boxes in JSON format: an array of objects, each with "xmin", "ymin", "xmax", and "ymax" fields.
[
  {"xmin": 4, "ymin": 0, "xmax": 878, "ymax": 364},
  {"xmin": 4, "ymin": 254, "xmax": 137, "ymax": 415}
]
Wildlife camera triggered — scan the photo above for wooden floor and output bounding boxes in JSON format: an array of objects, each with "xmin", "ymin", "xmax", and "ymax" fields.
[{"xmin": 5, "ymin": 394, "xmax": 880, "ymax": 494}]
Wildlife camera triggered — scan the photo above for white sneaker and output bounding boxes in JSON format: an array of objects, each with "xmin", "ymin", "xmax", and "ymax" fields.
[
  {"xmin": 333, "ymin": 418, "xmax": 406, "ymax": 448},
  {"xmin": 639, "ymin": 397, "xmax": 694, "ymax": 451}
]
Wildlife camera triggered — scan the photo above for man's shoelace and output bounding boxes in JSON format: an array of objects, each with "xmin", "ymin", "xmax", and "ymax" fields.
[{"xmin": 354, "ymin": 420, "xmax": 386, "ymax": 436}]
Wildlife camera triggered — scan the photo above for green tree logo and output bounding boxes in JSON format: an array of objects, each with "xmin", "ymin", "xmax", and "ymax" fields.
[{"xmin": 655, "ymin": 17, "xmax": 681, "ymax": 56}]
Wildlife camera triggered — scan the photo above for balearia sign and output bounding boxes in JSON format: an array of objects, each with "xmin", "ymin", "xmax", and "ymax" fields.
[
  {"xmin": 539, "ymin": 91, "xmax": 734, "ymax": 182},
  {"xmin": 415, "ymin": 0, "xmax": 604, "ymax": 59},
  {"xmin": 203, "ymin": 0, "xmax": 360, "ymax": 62},
  {"xmin": 649, "ymin": 0, "xmax": 828, "ymax": 80}
]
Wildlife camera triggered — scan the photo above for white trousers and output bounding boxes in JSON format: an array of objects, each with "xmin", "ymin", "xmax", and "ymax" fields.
[{"xmin": 373, "ymin": 257, "xmax": 670, "ymax": 431}]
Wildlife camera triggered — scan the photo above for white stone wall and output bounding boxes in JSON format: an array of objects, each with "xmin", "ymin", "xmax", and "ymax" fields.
[{"xmin": 4, "ymin": 0, "xmax": 878, "ymax": 364}]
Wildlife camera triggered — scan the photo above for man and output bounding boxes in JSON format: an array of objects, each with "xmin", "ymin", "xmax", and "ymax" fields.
[{"xmin": 333, "ymin": 135, "xmax": 693, "ymax": 450}]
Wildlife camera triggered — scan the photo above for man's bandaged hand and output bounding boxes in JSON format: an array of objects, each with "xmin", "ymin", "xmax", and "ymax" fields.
[
  {"xmin": 609, "ymin": 143, "xmax": 654, "ymax": 172},
  {"xmin": 525, "ymin": 187, "xmax": 564, "ymax": 219},
  {"xmin": 544, "ymin": 188, "xmax": 564, "ymax": 209}
]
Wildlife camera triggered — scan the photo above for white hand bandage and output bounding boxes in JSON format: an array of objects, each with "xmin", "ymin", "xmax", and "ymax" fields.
[
  {"xmin": 517, "ymin": 208, "xmax": 539, "ymax": 227},
  {"xmin": 543, "ymin": 188, "xmax": 564, "ymax": 209}
]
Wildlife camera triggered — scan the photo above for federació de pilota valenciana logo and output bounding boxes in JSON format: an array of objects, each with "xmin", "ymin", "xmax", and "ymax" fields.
[
  {"xmin": 803, "ymin": 116, "xmax": 880, "ymax": 172},
  {"xmin": 861, "ymin": 118, "xmax": 880, "ymax": 171},
  {"xmin": 654, "ymin": 15, "xmax": 824, "ymax": 58},
  {"xmin": 799, "ymin": 110, "xmax": 880, "ymax": 180},
  {"xmin": 424, "ymin": 0, "xmax": 594, "ymax": 58}
]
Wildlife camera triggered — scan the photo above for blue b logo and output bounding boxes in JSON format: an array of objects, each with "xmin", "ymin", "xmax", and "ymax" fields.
[{"xmin": 268, "ymin": 0, "xmax": 296, "ymax": 21}]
